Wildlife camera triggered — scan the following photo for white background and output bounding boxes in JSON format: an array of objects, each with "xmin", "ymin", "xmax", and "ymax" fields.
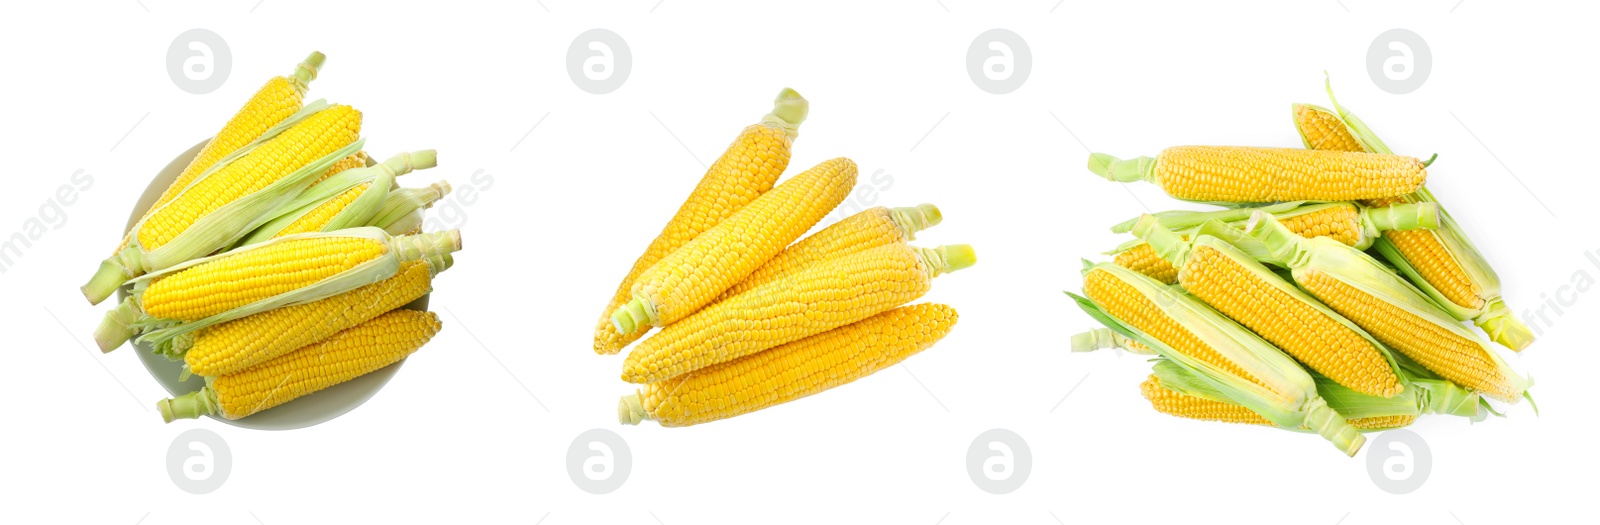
[{"xmin": 2, "ymin": 1, "xmax": 1594, "ymax": 523}]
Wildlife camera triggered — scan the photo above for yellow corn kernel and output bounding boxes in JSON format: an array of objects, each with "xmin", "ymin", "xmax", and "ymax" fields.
[
  {"xmin": 159, "ymin": 309, "xmax": 440, "ymax": 421},
  {"xmin": 1298, "ymin": 270, "xmax": 1515, "ymax": 401},
  {"xmin": 1090, "ymin": 146, "xmax": 1427, "ymax": 203},
  {"xmin": 118, "ymin": 53, "xmax": 324, "ymax": 254},
  {"xmin": 621, "ymin": 303, "xmax": 958, "ymax": 427},
  {"xmin": 714, "ymin": 204, "xmax": 942, "ymax": 302},
  {"xmin": 1140, "ymin": 375, "xmax": 1415, "ymax": 430},
  {"xmin": 1179, "ymin": 244, "xmax": 1402, "ymax": 397},
  {"xmin": 611, "ymin": 157, "xmax": 858, "ymax": 335},
  {"xmin": 620, "ymin": 243, "xmax": 975, "ymax": 384},
  {"xmin": 137, "ymin": 104, "xmax": 363, "ymax": 251},
  {"xmin": 182, "ymin": 260, "xmax": 436, "ymax": 376},
  {"xmin": 141, "ymin": 236, "xmax": 386, "ymax": 321},
  {"xmin": 1114, "ymin": 243, "xmax": 1178, "ymax": 285},
  {"xmin": 1083, "ymin": 269, "xmax": 1266, "ymax": 388},
  {"xmin": 272, "ymin": 182, "xmax": 372, "ymax": 238},
  {"xmin": 593, "ymin": 89, "xmax": 806, "ymax": 355}
]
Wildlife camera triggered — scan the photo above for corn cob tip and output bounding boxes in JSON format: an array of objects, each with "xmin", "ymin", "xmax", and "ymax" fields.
[
  {"xmin": 1071, "ymin": 328, "xmax": 1115, "ymax": 352},
  {"xmin": 290, "ymin": 51, "xmax": 327, "ymax": 92},
  {"xmin": 761, "ymin": 88, "xmax": 809, "ymax": 138},
  {"xmin": 81, "ymin": 257, "xmax": 131, "ymax": 305},
  {"xmin": 889, "ymin": 204, "xmax": 943, "ymax": 240},
  {"xmin": 93, "ymin": 297, "xmax": 144, "ymax": 353},
  {"xmin": 1086, "ymin": 153, "xmax": 1154, "ymax": 183},
  {"xmin": 390, "ymin": 149, "xmax": 438, "ymax": 173},
  {"xmin": 392, "ymin": 229, "xmax": 463, "ymax": 263},
  {"xmin": 1366, "ymin": 202, "xmax": 1440, "ymax": 232},
  {"xmin": 157, "ymin": 389, "xmax": 219, "ymax": 423},
  {"xmin": 1481, "ymin": 299, "xmax": 1536, "ymax": 351},
  {"xmin": 920, "ymin": 244, "xmax": 977, "ymax": 276},
  {"xmin": 618, "ymin": 393, "xmax": 649, "ymax": 425},
  {"xmin": 610, "ymin": 297, "xmax": 654, "ymax": 335},
  {"xmin": 1304, "ymin": 397, "xmax": 1366, "ymax": 457}
]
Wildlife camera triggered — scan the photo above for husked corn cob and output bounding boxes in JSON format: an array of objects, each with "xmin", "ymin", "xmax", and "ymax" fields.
[
  {"xmin": 1088, "ymin": 146, "xmax": 1427, "ymax": 203},
  {"xmin": 620, "ymin": 303, "xmax": 958, "ymax": 427},
  {"xmin": 621, "ymin": 243, "xmax": 976, "ymax": 384},
  {"xmin": 1133, "ymin": 216, "xmax": 1404, "ymax": 397},
  {"xmin": 94, "ymin": 228, "xmax": 461, "ymax": 352},
  {"xmin": 1071, "ymin": 263, "xmax": 1366, "ymax": 455},
  {"xmin": 239, "ymin": 151, "xmax": 435, "ymax": 245},
  {"xmin": 177, "ymin": 256, "xmax": 448, "ymax": 377},
  {"xmin": 157, "ymin": 309, "xmax": 441, "ymax": 422},
  {"xmin": 714, "ymin": 204, "xmax": 942, "ymax": 302},
  {"xmin": 1245, "ymin": 212, "xmax": 1530, "ymax": 402},
  {"xmin": 1293, "ymin": 79, "xmax": 1534, "ymax": 351},
  {"xmin": 81, "ymin": 103, "xmax": 366, "ymax": 303},
  {"xmin": 115, "ymin": 52, "xmax": 325, "ymax": 257},
  {"xmin": 593, "ymin": 89, "xmax": 808, "ymax": 355},
  {"xmin": 610, "ymin": 157, "xmax": 858, "ymax": 337}
]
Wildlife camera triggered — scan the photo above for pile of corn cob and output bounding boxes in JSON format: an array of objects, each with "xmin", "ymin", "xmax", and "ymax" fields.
[
  {"xmin": 595, "ymin": 89, "xmax": 975, "ymax": 427},
  {"xmin": 1070, "ymin": 78, "xmax": 1534, "ymax": 456},
  {"xmin": 80, "ymin": 52, "xmax": 462, "ymax": 423}
]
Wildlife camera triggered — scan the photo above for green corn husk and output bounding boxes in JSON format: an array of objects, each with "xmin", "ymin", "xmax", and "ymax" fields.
[
  {"xmin": 237, "ymin": 151, "xmax": 437, "ymax": 245},
  {"xmin": 1109, "ymin": 201, "xmax": 1439, "ymax": 251},
  {"xmin": 92, "ymin": 227, "xmax": 461, "ymax": 352},
  {"xmin": 1070, "ymin": 262, "xmax": 1367, "ymax": 456},
  {"xmin": 1243, "ymin": 211, "xmax": 1531, "ymax": 403},
  {"xmin": 81, "ymin": 101, "xmax": 364, "ymax": 304},
  {"xmin": 1298, "ymin": 76, "xmax": 1534, "ymax": 351},
  {"xmin": 368, "ymin": 181, "xmax": 452, "ymax": 232},
  {"xmin": 1132, "ymin": 215, "xmax": 1409, "ymax": 398}
]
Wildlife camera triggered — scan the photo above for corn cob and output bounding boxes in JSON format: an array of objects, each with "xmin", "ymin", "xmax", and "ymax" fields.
[
  {"xmin": 610, "ymin": 157, "xmax": 858, "ymax": 337},
  {"xmin": 93, "ymin": 227, "xmax": 461, "ymax": 352},
  {"xmin": 1244, "ymin": 212, "xmax": 1530, "ymax": 402},
  {"xmin": 238, "ymin": 151, "xmax": 436, "ymax": 245},
  {"xmin": 1294, "ymin": 79, "xmax": 1534, "ymax": 351},
  {"xmin": 1108, "ymin": 201, "xmax": 1438, "ymax": 284},
  {"xmin": 173, "ymin": 255, "xmax": 449, "ymax": 377},
  {"xmin": 1087, "ymin": 146, "xmax": 1427, "ymax": 203},
  {"xmin": 1110, "ymin": 200, "xmax": 1439, "ymax": 250},
  {"xmin": 1139, "ymin": 360, "xmax": 1484, "ymax": 431},
  {"xmin": 620, "ymin": 303, "xmax": 958, "ymax": 427},
  {"xmin": 367, "ymin": 181, "xmax": 452, "ymax": 234},
  {"xmin": 81, "ymin": 103, "xmax": 366, "ymax": 303},
  {"xmin": 1133, "ymin": 216, "xmax": 1405, "ymax": 397},
  {"xmin": 714, "ymin": 204, "xmax": 942, "ymax": 302},
  {"xmin": 156, "ymin": 309, "xmax": 441, "ymax": 422},
  {"xmin": 622, "ymin": 243, "xmax": 976, "ymax": 384},
  {"xmin": 593, "ymin": 89, "xmax": 808, "ymax": 355},
  {"xmin": 1070, "ymin": 262, "xmax": 1365, "ymax": 456},
  {"xmin": 114, "ymin": 52, "xmax": 325, "ymax": 257}
]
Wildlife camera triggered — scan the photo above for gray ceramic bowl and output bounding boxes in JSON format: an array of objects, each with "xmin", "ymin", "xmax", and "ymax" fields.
[{"xmin": 120, "ymin": 139, "xmax": 420, "ymax": 430}]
